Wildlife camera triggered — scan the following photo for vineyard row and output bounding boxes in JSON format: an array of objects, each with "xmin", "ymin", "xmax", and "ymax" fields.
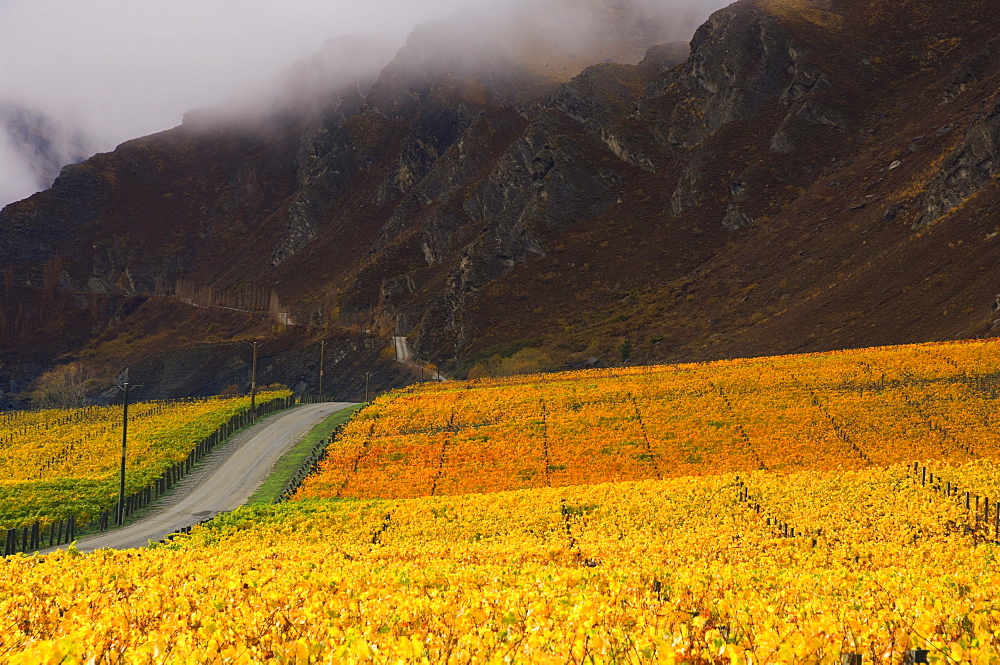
[{"xmin": 2, "ymin": 395, "xmax": 297, "ymax": 556}]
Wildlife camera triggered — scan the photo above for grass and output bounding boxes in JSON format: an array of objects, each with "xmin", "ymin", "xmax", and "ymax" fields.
[{"xmin": 245, "ymin": 404, "xmax": 362, "ymax": 506}]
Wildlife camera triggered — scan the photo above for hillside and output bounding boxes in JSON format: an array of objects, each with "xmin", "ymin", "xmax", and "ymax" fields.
[
  {"xmin": 5, "ymin": 341, "xmax": 1000, "ymax": 659},
  {"xmin": 2, "ymin": 0, "xmax": 1000, "ymax": 399}
]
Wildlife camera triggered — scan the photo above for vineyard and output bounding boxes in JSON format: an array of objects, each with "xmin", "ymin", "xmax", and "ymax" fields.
[
  {"xmin": 0, "ymin": 391, "xmax": 291, "ymax": 530},
  {"xmin": 295, "ymin": 339, "xmax": 1000, "ymax": 499},
  {"xmin": 3, "ymin": 463, "xmax": 1000, "ymax": 662},
  {"xmin": 4, "ymin": 339, "xmax": 1000, "ymax": 661}
]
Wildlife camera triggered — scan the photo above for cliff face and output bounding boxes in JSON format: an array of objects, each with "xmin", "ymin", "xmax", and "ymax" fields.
[{"xmin": 2, "ymin": 0, "xmax": 1000, "ymax": 397}]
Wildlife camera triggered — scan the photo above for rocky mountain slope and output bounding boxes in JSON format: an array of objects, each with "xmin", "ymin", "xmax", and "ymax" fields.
[{"xmin": 2, "ymin": 0, "xmax": 999, "ymax": 401}]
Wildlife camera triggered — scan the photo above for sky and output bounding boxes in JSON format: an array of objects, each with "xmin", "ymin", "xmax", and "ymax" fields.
[{"xmin": 0, "ymin": 0, "xmax": 730, "ymax": 209}]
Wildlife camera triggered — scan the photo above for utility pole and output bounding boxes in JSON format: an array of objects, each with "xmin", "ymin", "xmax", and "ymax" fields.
[
  {"xmin": 365, "ymin": 371, "xmax": 372, "ymax": 404},
  {"xmin": 249, "ymin": 341, "xmax": 261, "ymax": 421},
  {"xmin": 318, "ymin": 340, "xmax": 326, "ymax": 402},
  {"xmin": 114, "ymin": 368, "xmax": 140, "ymax": 526},
  {"xmin": 117, "ymin": 381, "xmax": 130, "ymax": 525}
]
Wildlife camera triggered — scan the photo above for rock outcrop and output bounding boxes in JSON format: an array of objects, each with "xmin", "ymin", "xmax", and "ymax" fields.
[{"xmin": 917, "ymin": 94, "xmax": 1000, "ymax": 227}]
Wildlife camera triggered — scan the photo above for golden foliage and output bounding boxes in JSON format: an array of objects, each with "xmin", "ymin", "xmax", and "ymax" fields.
[
  {"xmin": 0, "ymin": 391, "xmax": 290, "ymax": 527},
  {"xmin": 298, "ymin": 339, "xmax": 1000, "ymax": 500},
  {"xmin": 5, "ymin": 342, "xmax": 1000, "ymax": 660},
  {"xmin": 4, "ymin": 467, "xmax": 1000, "ymax": 661}
]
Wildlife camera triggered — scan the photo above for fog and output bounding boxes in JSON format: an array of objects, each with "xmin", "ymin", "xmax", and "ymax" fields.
[
  {"xmin": 391, "ymin": 0, "xmax": 733, "ymax": 88},
  {"xmin": 0, "ymin": 0, "xmax": 731, "ymax": 209}
]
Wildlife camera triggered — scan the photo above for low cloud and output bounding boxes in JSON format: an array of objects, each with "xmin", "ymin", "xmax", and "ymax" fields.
[
  {"xmin": 0, "ymin": 0, "xmax": 732, "ymax": 209},
  {"xmin": 0, "ymin": 131, "xmax": 40, "ymax": 207},
  {"xmin": 0, "ymin": 0, "xmax": 486, "ymax": 208}
]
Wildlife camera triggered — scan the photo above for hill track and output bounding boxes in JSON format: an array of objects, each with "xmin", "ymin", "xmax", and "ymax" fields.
[{"xmin": 61, "ymin": 402, "xmax": 354, "ymax": 553}]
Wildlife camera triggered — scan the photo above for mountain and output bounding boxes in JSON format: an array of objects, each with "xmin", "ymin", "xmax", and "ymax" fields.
[{"xmin": 1, "ymin": 0, "xmax": 999, "ymax": 402}]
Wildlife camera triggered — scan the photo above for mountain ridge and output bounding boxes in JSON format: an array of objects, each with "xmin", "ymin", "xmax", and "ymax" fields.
[{"xmin": 1, "ymin": 0, "xmax": 998, "ymax": 402}]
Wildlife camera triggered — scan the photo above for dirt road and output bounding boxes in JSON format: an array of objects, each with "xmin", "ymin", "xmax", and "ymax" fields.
[
  {"xmin": 65, "ymin": 402, "xmax": 354, "ymax": 553},
  {"xmin": 394, "ymin": 335, "xmax": 447, "ymax": 381}
]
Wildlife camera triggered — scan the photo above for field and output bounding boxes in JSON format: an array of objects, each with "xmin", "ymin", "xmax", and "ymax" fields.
[
  {"xmin": 3, "ymin": 464, "xmax": 1000, "ymax": 662},
  {"xmin": 296, "ymin": 340, "xmax": 1000, "ymax": 499},
  {"xmin": 4, "ymin": 340, "xmax": 1000, "ymax": 662},
  {"xmin": 0, "ymin": 392, "xmax": 290, "ymax": 529}
]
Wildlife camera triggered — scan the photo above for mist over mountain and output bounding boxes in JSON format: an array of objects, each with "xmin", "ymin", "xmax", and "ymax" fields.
[
  {"xmin": 0, "ymin": 0, "xmax": 730, "ymax": 211},
  {"xmin": 0, "ymin": 103, "xmax": 94, "ymax": 207},
  {"xmin": 3, "ymin": 0, "xmax": 998, "ymax": 404},
  {"xmin": 0, "ymin": 0, "xmax": 495, "ymax": 210}
]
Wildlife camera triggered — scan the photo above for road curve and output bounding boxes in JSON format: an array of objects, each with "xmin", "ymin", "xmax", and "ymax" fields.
[{"xmin": 67, "ymin": 402, "xmax": 355, "ymax": 553}]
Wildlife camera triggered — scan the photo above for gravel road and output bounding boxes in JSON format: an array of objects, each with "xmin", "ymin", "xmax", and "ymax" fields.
[{"xmin": 62, "ymin": 402, "xmax": 354, "ymax": 553}]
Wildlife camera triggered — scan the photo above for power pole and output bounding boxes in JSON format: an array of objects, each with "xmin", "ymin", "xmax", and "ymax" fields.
[
  {"xmin": 318, "ymin": 340, "xmax": 326, "ymax": 402},
  {"xmin": 117, "ymin": 381, "xmax": 130, "ymax": 525},
  {"xmin": 249, "ymin": 341, "xmax": 261, "ymax": 420},
  {"xmin": 114, "ymin": 368, "xmax": 140, "ymax": 526},
  {"xmin": 365, "ymin": 371, "xmax": 372, "ymax": 404}
]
